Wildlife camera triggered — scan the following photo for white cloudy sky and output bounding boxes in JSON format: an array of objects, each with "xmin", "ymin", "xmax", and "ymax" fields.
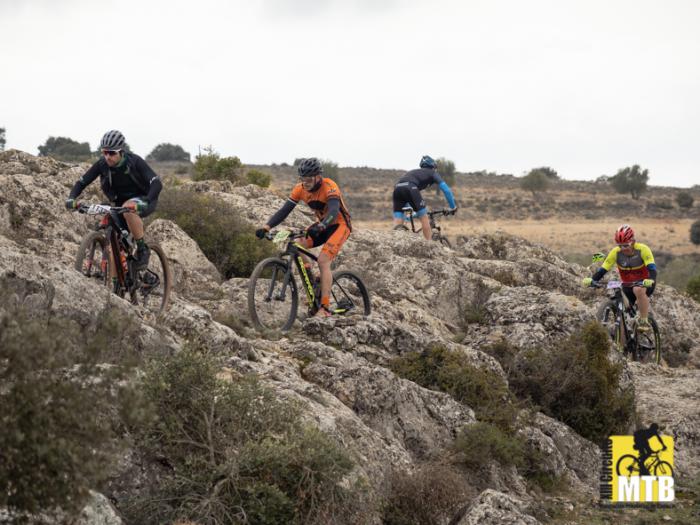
[{"xmin": 1, "ymin": 0, "xmax": 699, "ymax": 186}]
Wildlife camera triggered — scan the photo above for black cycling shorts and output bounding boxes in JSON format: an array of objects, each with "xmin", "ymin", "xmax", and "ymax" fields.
[
  {"xmin": 392, "ymin": 182, "xmax": 426, "ymax": 213},
  {"xmin": 623, "ymin": 283, "xmax": 655, "ymax": 306},
  {"xmin": 113, "ymin": 196, "xmax": 158, "ymax": 232}
]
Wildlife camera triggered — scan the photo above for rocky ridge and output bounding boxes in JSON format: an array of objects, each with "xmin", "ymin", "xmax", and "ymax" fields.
[{"xmin": 1, "ymin": 149, "xmax": 699, "ymax": 524}]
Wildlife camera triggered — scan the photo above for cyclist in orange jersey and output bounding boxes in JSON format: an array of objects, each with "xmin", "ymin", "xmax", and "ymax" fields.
[{"xmin": 256, "ymin": 158, "xmax": 352, "ymax": 318}]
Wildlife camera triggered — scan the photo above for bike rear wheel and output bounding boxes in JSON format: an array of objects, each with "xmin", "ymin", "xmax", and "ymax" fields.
[
  {"xmin": 133, "ymin": 242, "xmax": 171, "ymax": 314},
  {"xmin": 330, "ymin": 270, "xmax": 371, "ymax": 318},
  {"xmin": 248, "ymin": 258, "xmax": 298, "ymax": 332},
  {"xmin": 635, "ymin": 315, "xmax": 661, "ymax": 365},
  {"xmin": 74, "ymin": 231, "xmax": 109, "ymax": 287},
  {"xmin": 616, "ymin": 454, "xmax": 640, "ymax": 476}
]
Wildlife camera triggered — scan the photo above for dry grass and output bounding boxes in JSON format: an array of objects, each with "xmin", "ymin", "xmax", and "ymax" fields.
[{"xmin": 356, "ymin": 218, "xmax": 699, "ymax": 256}]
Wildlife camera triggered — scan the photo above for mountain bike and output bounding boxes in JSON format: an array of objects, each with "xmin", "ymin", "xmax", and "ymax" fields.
[
  {"xmin": 74, "ymin": 203, "xmax": 172, "ymax": 314},
  {"xmin": 393, "ymin": 206, "xmax": 453, "ymax": 247},
  {"xmin": 591, "ymin": 280, "xmax": 661, "ymax": 364},
  {"xmin": 616, "ymin": 450, "xmax": 673, "ymax": 477},
  {"xmin": 248, "ymin": 229, "xmax": 371, "ymax": 332}
]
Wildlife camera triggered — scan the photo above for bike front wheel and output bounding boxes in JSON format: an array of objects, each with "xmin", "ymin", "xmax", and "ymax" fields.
[
  {"xmin": 74, "ymin": 231, "xmax": 110, "ymax": 287},
  {"xmin": 635, "ymin": 316, "xmax": 661, "ymax": 365},
  {"xmin": 597, "ymin": 301, "xmax": 624, "ymax": 353},
  {"xmin": 432, "ymin": 232, "xmax": 452, "ymax": 248},
  {"xmin": 654, "ymin": 460, "xmax": 673, "ymax": 476},
  {"xmin": 132, "ymin": 242, "xmax": 172, "ymax": 314},
  {"xmin": 248, "ymin": 258, "xmax": 298, "ymax": 332},
  {"xmin": 330, "ymin": 270, "xmax": 371, "ymax": 318}
]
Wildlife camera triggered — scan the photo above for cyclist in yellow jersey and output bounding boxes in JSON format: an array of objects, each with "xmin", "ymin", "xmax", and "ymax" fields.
[{"xmin": 583, "ymin": 224, "xmax": 657, "ymax": 331}]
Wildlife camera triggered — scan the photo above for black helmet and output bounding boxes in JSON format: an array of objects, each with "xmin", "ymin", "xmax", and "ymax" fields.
[
  {"xmin": 100, "ymin": 130, "xmax": 126, "ymax": 151},
  {"xmin": 420, "ymin": 155, "xmax": 437, "ymax": 169},
  {"xmin": 298, "ymin": 157, "xmax": 323, "ymax": 177}
]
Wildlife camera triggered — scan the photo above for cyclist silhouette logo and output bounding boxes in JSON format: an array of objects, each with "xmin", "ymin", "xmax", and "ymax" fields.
[
  {"xmin": 601, "ymin": 423, "xmax": 675, "ymax": 504},
  {"xmin": 632, "ymin": 423, "xmax": 667, "ymax": 475}
]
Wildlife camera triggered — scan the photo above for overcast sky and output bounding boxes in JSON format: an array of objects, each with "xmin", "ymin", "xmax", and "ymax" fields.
[{"xmin": 1, "ymin": 0, "xmax": 698, "ymax": 186}]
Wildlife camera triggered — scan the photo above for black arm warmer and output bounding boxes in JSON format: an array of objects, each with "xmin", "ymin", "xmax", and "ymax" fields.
[
  {"xmin": 68, "ymin": 161, "xmax": 101, "ymax": 199},
  {"xmin": 267, "ymin": 200, "xmax": 297, "ymax": 228},
  {"xmin": 134, "ymin": 156, "xmax": 163, "ymax": 202},
  {"xmin": 592, "ymin": 267, "xmax": 608, "ymax": 281},
  {"xmin": 648, "ymin": 267, "xmax": 658, "ymax": 281},
  {"xmin": 321, "ymin": 198, "xmax": 340, "ymax": 226}
]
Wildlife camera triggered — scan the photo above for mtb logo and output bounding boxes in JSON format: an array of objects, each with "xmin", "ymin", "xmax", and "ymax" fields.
[{"xmin": 600, "ymin": 423, "xmax": 675, "ymax": 505}]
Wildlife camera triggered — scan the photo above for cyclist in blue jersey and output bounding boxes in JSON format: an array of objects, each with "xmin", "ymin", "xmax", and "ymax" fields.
[{"xmin": 392, "ymin": 155, "xmax": 457, "ymax": 240}]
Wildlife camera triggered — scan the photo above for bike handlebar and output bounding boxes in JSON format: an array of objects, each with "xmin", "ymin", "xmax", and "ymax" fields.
[
  {"xmin": 589, "ymin": 280, "xmax": 647, "ymax": 289},
  {"xmin": 263, "ymin": 228, "xmax": 307, "ymax": 241},
  {"xmin": 76, "ymin": 203, "xmax": 131, "ymax": 215}
]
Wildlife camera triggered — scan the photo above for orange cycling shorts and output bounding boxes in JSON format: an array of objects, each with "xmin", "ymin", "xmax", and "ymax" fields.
[{"xmin": 303, "ymin": 222, "xmax": 350, "ymax": 261}]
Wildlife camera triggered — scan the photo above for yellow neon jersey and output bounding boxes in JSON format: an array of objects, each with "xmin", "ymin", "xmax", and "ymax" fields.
[{"xmin": 601, "ymin": 242, "xmax": 655, "ymax": 283}]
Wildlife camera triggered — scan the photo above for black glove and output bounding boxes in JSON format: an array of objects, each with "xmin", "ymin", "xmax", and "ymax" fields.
[
  {"xmin": 65, "ymin": 198, "xmax": 78, "ymax": 211},
  {"xmin": 307, "ymin": 222, "xmax": 326, "ymax": 237},
  {"xmin": 255, "ymin": 228, "xmax": 268, "ymax": 239}
]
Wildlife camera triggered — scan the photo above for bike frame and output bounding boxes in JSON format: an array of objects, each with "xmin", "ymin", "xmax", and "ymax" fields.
[
  {"xmin": 401, "ymin": 206, "xmax": 445, "ymax": 235},
  {"xmin": 275, "ymin": 233, "xmax": 320, "ymax": 310},
  {"xmin": 600, "ymin": 280, "xmax": 649, "ymax": 356}
]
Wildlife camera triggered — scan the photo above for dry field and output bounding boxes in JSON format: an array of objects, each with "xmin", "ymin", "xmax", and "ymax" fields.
[{"xmin": 356, "ymin": 218, "xmax": 700, "ymax": 257}]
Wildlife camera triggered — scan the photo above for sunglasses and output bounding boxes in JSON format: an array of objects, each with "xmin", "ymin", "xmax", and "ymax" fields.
[
  {"xmin": 617, "ymin": 243, "xmax": 633, "ymax": 248},
  {"xmin": 102, "ymin": 150, "xmax": 121, "ymax": 157}
]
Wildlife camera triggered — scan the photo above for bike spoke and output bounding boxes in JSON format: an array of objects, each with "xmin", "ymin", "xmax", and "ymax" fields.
[{"xmin": 249, "ymin": 260, "xmax": 297, "ymax": 332}]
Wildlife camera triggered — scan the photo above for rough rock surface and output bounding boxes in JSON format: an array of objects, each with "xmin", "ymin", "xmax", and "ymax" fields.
[{"xmin": 2, "ymin": 151, "xmax": 699, "ymax": 522}]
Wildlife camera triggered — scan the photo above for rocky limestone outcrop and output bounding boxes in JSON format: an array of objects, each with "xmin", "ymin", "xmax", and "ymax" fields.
[{"xmin": 2, "ymin": 151, "xmax": 700, "ymax": 522}]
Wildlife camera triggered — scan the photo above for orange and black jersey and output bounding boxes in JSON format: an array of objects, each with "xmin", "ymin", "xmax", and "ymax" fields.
[{"xmin": 266, "ymin": 177, "xmax": 352, "ymax": 230}]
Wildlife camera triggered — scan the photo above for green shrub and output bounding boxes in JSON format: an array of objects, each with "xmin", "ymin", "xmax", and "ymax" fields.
[
  {"xmin": 687, "ymin": 274, "xmax": 700, "ymax": 302},
  {"xmin": 508, "ymin": 321, "xmax": 635, "ymax": 443},
  {"xmin": 390, "ymin": 345, "xmax": 517, "ymax": 431},
  {"xmin": 454, "ymin": 422, "xmax": 525, "ymax": 469},
  {"xmin": 0, "ymin": 307, "xmax": 144, "ymax": 519},
  {"xmin": 126, "ymin": 347, "xmax": 358, "ymax": 525},
  {"xmin": 691, "ymin": 220, "xmax": 700, "ymax": 245},
  {"xmin": 381, "ymin": 464, "xmax": 472, "ymax": 525},
  {"xmin": 192, "ymin": 146, "xmax": 242, "ymax": 182},
  {"xmin": 676, "ymin": 191, "xmax": 694, "ymax": 209},
  {"xmin": 246, "ymin": 168, "xmax": 272, "ymax": 188},
  {"xmin": 153, "ymin": 188, "xmax": 276, "ymax": 278}
]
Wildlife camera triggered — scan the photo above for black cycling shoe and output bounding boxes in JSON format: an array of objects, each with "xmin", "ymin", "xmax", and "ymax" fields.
[{"xmin": 133, "ymin": 244, "xmax": 150, "ymax": 270}]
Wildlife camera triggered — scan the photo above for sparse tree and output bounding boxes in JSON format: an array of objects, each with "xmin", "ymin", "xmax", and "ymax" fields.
[
  {"xmin": 436, "ymin": 157, "xmax": 456, "ymax": 186},
  {"xmin": 321, "ymin": 159, "xmax": 340, "ymax": 183},
  {"xmin": 520, "ymin": 170, "xmax": 550, "ymax": 196},
  {"xmin": 38, "ymin": 136, "xmax": 91, "ymax": 162},
  {"xmin": 529, "ymin": 166, "xmax": 559, "ymax": 180},
  {"xmin": 676, "ymin": 192, "xmax": 694, "ymax": 209},
  {"xmin": 146, "ymin": 143, "xmax": 190, "ymax": 162},
  {"xmin": 0, "ymin": 127, "xmax": 6, "ymax": 151},
  {"xmin": 609, "ymin": 165, "xmax": 649, "ymax": 199},
  {"xmin": 691, "ymin": 220, "xmax": 700, "ymax": 245}
]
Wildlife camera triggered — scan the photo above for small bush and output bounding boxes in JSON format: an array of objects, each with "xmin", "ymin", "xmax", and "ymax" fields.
[
  {"xmin": 193, "ymin": 146, "xmax": 242, "ymax": 183},
  {"xmin": 457, "ymin": 279, "xmax": 492, "ymax": 326},
  {"xmin": 246, "ymin": 168, "xmax": 272, "ymax": 188},
  {"xmin": 691, "ymin": 220, "xmax": 700, "ymax": 245},
  {"xmin": 509, "ymin": 321, "xmax": 635, "ymax": 443},
  {"xmin": 390, "ymin": 345, "xmax": 518, "ymax": 431},
  {"xmin": 0, "ymin": 307, "xmax": 145, "ymax": 519},
  {"xmin": 153, "ymin": 188, "xmax": 276, "ymax": 278},
  {"xmin": 126, "ymin": 346, "xmax": 358, "ymax": 525},
  {"xmin": 687, "ymin": 274, "xmax": 700, "ymax": 302},
  {"xmin": 454, "ymin": 422, "xmax": 525, "ymax": 469},
  {"xmin": 676, "ymin": 191, "xmax": 694, "ymax": 209},
  {"xmin": 381, "ymin": 464, "xmax": 473, "ymax": 525}
]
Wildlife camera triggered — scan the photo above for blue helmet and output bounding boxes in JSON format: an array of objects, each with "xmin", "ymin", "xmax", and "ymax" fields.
[{"xmin": 420, "ymin": 155, "xmax": 437, "ymax": 169}]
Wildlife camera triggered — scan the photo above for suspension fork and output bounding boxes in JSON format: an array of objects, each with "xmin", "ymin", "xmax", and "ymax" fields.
[
  {"xmin": 108, "ymin": 227, "xmax": 126, "ymax": 287},
  {"xmin": 295, "ymin": 254, "xmax": 317, "ymax": 307}
]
